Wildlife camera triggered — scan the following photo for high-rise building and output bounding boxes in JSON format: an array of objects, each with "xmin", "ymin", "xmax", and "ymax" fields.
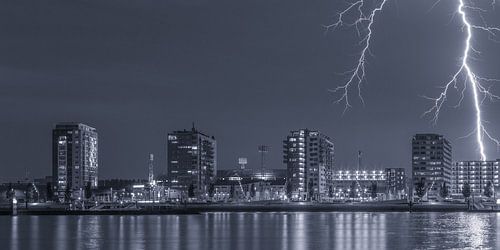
[
  {"xmin": 411, "ymin": 133, "xmax": 452, "ymax": 199},
  {"xmin": 52, "ymin": 123, "xmax": 98, "ymax": 202},
  {"xmin": 167, "ymin": 125, "xmax": 217, "ymax": 199},
  {"xmin": 451, "ymin": 160, "xmax": 499, "ymax": 197},
  {"xmin": 283, "ymin": 129, "xmax": 334, "ymax": 201}
]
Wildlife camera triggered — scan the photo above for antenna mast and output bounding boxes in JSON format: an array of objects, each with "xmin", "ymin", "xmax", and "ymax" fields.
[{"xmin": 148, "ymin": 154, "xmax": 155, "ymax": 185}]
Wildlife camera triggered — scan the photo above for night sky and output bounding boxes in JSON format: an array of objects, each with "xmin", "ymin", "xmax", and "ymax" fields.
[{"xmin": 1, "ymin": 0, "xmax": 500, "ymax": 181}]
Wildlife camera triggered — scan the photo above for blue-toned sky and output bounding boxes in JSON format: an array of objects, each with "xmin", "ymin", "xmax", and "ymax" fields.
[{"xmin": 1, "ymin": 0, "xmax": 500, "ymax": 180}]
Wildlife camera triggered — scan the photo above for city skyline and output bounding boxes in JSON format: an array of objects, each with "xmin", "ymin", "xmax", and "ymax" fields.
[
  {"xmin": 3, "ymin": 1, "xmax": 500, "ymax": 248},
  {"xmin": 2, "ymin": 0, "xmax": 500, "ymax": 180},
  {"xmin": 1, "ymin": 120, "xmax": 497, "ymax": 182}
]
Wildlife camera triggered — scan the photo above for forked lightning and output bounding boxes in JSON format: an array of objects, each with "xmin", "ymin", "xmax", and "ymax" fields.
[{"xmin": 329, "ymin": 0, "xmax": 500, "ymax": 160}]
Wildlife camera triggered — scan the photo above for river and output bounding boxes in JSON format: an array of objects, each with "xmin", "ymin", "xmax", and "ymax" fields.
[{"xmin": 1, "ymin": 212, "xmax": 498, "ymax": 249}]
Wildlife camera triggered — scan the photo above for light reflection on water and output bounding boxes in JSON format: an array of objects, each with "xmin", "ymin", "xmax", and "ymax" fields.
[{"xmin": 1, "ymin": 212, "xmax": 499, "ymax": 249}]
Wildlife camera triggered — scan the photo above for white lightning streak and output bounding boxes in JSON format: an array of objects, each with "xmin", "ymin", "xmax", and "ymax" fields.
[
  {"xmin": 330, "ymin": 0, "xmax": 500, "ymax": 160},
  {"xmin": 424, "ymin": 0, "xmax": 500, "ymax": 160},
  {"xmin": 325, "ymin": 0, "xmax": 389, "ymax": 113}
]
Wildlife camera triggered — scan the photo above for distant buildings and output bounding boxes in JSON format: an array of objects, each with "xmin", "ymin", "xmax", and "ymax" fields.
[
  {"xmin": 216, "ymin": 168, "xmax": 287, "ymax": 182},
  {"xmin": 283, "ymin": 129, "xmax": 334, "ymax": 201},
  {"xmin": 0, "ymin": 178, "xmax": 51, "ymax": 203},
  {"xmin": 213, "ymin": 178, "xmax": 286, "ymax": 202},
  {"xmin": 385, "ymin": 168, "xmax": 407, "ymax": 199},
  {"xmin": 331, "ymin": 169, "xmax": 385, "ymax": 200},
  {"xmin": 52, "ymin": 123, "xmax": 98, "ymax": 202},
  {"xmin": 40, "ymin": 119, "xmax": 500, "ymax": 204},
  {"xmin": 451, "ymin": 160, "xmax": 500, "ymax": 197},
  {"xmin": 167, "ymin": 125, "xmax": 217, "ymax": 200},
  {"xmin": 330, "ymin": 168, "xmax": 406, "ymax": 200},
  {"xmin": 412, "ymin": 134, "xmax": 452, "ymax": 199},
  {"xmin": 211, "ymin": 168, "xmax": 287, "ymax": 201}
]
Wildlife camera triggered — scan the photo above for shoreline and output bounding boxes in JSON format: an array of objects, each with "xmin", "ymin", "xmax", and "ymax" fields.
[{"xmin": 0, "ymin": 202, "xmax": 481, "ymax": 215}]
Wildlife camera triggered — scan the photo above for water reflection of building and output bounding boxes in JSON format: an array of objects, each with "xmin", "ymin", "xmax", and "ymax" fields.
[
  {"xmin": 451, "ymin": 160, "xmax": 500, "ymax": 197},
  {"xmin": 334, "ymin": 213, "xmax": 387, "ymax": 249}
]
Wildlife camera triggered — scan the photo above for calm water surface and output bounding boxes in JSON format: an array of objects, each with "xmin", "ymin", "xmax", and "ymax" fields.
[{"xmin": 1, "ymin": 212, "xmax": 500, "ymax": 250}]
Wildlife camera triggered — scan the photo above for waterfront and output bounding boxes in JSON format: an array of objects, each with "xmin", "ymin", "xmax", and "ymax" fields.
[{"xmin": 1, "ymin": 212, "xmax": 500, "ymax": 249}]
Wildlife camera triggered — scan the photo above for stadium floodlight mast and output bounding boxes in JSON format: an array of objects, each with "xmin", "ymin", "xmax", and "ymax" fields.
[
  {"xmin": 258, "ymin": 145, "xmax": 269, "ymax": 179},
  {"xmin": 327, "ymin": 0, "xmax": 500, "ymax": 160}
]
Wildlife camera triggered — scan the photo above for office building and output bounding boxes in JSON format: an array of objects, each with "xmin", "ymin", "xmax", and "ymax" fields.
[
  {"xmin": 283, "ymin": 129, "xmax": 334, "ymax": 201},
  {"xmin": 167, "ymin": 125, "xmax": 217, "ymax": 200},
  {"xmin": 451, "ymin": 160, "xmax": 500, "ymax": 197},
  {"xmin": 52, "ymin": 123, "xmax": 98, "ymax": 202},
  {"xmin": 385, "ymin": 168, "xmax": 407, "ymax": 199},
  {"xmin": 412, "ymin": 134, "xmax": 452, "ymax": 199}
]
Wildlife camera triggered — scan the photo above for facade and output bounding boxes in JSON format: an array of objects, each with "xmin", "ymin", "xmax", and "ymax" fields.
[
  {"xmin": 451, "ymin": 160, "xmax": 500, "ymax": 197},
  {"xmin": 412, "ymin": 134, "xmax": 452, "ymax": 199},
  {"xmin": 214, "ymin": 168, "xmax": 287, "ymax": 201},
  {"xmin": 213, "ymin": 179, "xmax": 286, "ymax": 202},
  {"xmin": 93, "ymin": 180, "xmax": 182, "ymax": 203},
  {"xmin": 167, "ymin": 126, "xmax": 217, "ymax": 200},
  {"xmin": 52, "ymin": 123, "xmax": 98, "ymax": 202},
  {"xmin": 385, "ymin": 168, "xmax": 407, "ymax": 200},
  {"xmin": 1, "ymin": 178, "xmax": 53, "ymax": 203},
  {"xmin": 331, "ymin": 169, "xmax": 387, "ymax": 200},
  {"xmin": 34, "ymin": 176, "xmax": 53, "ymax": 187},
  {"xmin": 217, "ymin": 168, "xmax": 287, "ymax": 182},
  {"xmin": 330, "ymin": 168, "xmax": 407, "ymax": 200},
  {"xmin": 283, "ymin": 129, "xmax": 334, "ymax": 201}
]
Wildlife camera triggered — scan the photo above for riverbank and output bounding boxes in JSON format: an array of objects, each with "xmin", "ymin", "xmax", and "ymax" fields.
[{"xmin": 0, "ymin": 201, "xmax": 474, "ymax": 215}]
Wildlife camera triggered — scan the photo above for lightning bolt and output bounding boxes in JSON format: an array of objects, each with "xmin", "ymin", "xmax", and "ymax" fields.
[
  {"xmin": 324, "ymin": 0, "xmax": 389, "ymax": 113},
  {"xmin": 423, "ymin": 0, "xmax": 500, "ymax": 161},
  {"xmin": 329, "ymin": 0, "xmax": 500, "ymax": 160}
]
